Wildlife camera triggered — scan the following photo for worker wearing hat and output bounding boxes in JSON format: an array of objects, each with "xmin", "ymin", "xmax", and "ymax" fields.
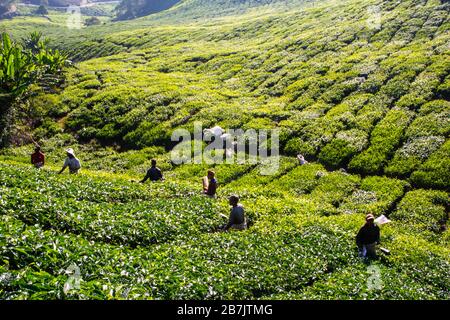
[
  {"xmin": 58, "ymin": 148, "xmax": 81, "ymax": 175},
  {"xmin": 356, "ymin": 213, "xmax": 380, "ymax": 259}
]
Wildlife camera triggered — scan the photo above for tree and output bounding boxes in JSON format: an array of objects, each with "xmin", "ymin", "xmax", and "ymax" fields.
[
  {"xmin": 114, "ymin": 0, "xmax": 181, "ymax": 21},
  {"xmin": 85, "ymin": 16, "xmax": 101, "ymax": 26},
  {"xmin": 0, "ymin": 0, "xmax": 15, "ymax": 17},
  {"xmin": 35, "ymin": 5, "xmax": 48, "ymax": 15},
  {"xmin": 0, "ymin": 32, "xmax": 70, "ymax": 147}
]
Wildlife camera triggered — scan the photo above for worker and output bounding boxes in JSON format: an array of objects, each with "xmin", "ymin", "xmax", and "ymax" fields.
[
  {"xmin": 58, "ymin": 148, "xmax": 81, "ymax": 175},
  {"xmin": 31, "ymin": 146, "xmax": 45, "ymax": 169},
  {"xmin": 356, "ymin": 214, "xmax": 380, "ymax": 259},
  {"xmin": 221, "ymin": 195, "xmax": 247, "ymax": 231},
  {"xmin": 140, "ymin": 159, "xmax": 164, "ymax": 183}
]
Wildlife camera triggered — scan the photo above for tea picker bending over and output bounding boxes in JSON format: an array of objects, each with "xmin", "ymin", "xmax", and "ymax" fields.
[
  {"xmin": 140, "ymin": 159, "xmax": 164, "ymax": 183},
  {"xmin": 356, "ymin": 214, "xmax": 380, "ymax": 259},
  {"xmin": 297, "ymin": 154, "xmax": 309, "ymax": 165},
  {"xmin": 58, "ymin": 148, "xmax": 81, "ymax": 175},
  {"xmin": 220, "ymin": 195, "xmax": 247, "ymax": 231},
  {"xmin": 31, "ymin": 145, "xmax": 45, "ymax": 169}
]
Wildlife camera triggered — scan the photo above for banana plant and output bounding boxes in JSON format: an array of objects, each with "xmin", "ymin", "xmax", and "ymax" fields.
[
  {"xmin": 0, "ymin": 32, "xmax": 71, "ymax": 147},
  {"xmin": 0, "ymin": 33, "xmax": 38, "ymax": 98},
  {"xmin": 22, "ymin": 31, "xmax": 49, "ymax": 55}
]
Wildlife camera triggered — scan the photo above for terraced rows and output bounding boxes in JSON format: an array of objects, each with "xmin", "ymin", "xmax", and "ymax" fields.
[
  {"xmin": 3, "ymin": 0, "xmax": 447, "ymax": 191},
  {"xmin": 0, "ymin": 161, "xmax": 448, "ymax": 299}
]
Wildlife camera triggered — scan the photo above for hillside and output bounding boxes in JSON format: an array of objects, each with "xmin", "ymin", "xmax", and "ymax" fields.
[
  {"xmin": 114, "ymin": 0, "xmax": 182, "ymax": 20},
  {"xmin": 0, "ymin": 0, "xmax": 449, "ymax": 300},
  {"xmin": 2, "ymin": 0, "xmax": 449, "ymax": 187}
]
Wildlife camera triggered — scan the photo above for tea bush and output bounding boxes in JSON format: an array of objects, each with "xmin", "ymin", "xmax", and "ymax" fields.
[
  {"xmin": 0, "ymin": 158, "xmax": 448, "ymax": 300},
  {"xmin": 349, "ymin": 108, "xmax": 414, "ymax": 175},
  {"xmin": 390, "ymin": 189, "xmax": 449, "ymax": 234},
  {"xmin": 339, "ymin": 176, "xmax": 408, "ymax": 216},
  {"xmin": 410, "ymin": 140, "xmax": 450, "ymax": 190}
]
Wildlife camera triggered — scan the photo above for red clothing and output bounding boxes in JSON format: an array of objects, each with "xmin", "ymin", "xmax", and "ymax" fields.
[{"xmin": 31, "ymin": 151, "xmax": 45, "ymax": 167}]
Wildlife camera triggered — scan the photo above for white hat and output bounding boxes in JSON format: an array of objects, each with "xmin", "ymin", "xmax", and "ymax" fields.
[{"xmin": 66, "ymin": 148, "xmax": 75, "ymax": 156}]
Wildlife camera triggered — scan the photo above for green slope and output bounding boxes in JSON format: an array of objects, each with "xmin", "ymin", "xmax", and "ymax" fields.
[{"xmin": 3, "ymin": 0, "xmax": 448, "ymax": 189}]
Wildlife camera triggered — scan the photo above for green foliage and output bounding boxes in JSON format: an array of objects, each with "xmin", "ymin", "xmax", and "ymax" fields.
[
  {"xmin": 319, "ymin": 129, "xmax": 368, "ymax": 169},
  {"xmin": 84, "ymin": 17, "xmax": 102, "ymax": 27},
  {"xmin": 0, "ymin": 154, "xmax": 449, "ymax": 300},
  {"xmin": 391, "ymin": 189, "xmax": 448, "ymax": 234},
  {"xmin": 0, "ymin": 32, "xmax": 37, "ymax": 97},
  {"xmin": 0, "ymin": 31, "xmax": 70, "ymax": 145},
  {"xmin": 268, "ymin": 163, "xmax": 324, "ymax": 195},
  {"xmin": 410, "ymin": 140, "xmax": 450, "ymax": 190},
  {"xmin": 339, "ymin": 176, "xmax": 408, "ymax": 215},
  {"xmin": 284, "ymin": 137, "xmax": 316, "ymax": 157},
  {"xmin": 384, "ymin": 100, "xmax": 450, "ymax": 178},
  {"xmin": 0, "ymin": 0, "xmax": 447, "ymax": 180},
  {"xmin": 349, "ymin": 108, "xmax": 413, "ymax": 175},
  {"xmin": 308, "ymin": 171, "xmax": 360, "ymax": 215}
]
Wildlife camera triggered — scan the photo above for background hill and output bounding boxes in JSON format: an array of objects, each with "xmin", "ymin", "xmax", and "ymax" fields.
[
  {"xmin": 1, "ymin": 0, "xmax": 448, "ymax": 189},
  {"xmin": 114, "ymin": 0, "xmax": 182, "ymax": 20}
]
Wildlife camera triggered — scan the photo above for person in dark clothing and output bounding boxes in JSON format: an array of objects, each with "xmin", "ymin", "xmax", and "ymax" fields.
[
  {"xmin": 221, "ymin": 195, "xmax": 246, "ymax": 231},
  {"xmin": 203, "ymin": 170, "xmax": 217, "ymax": 197},
  {"xmin": 356, "ymin": 214, "xmax": 380, "ymax": 259},
  {"xmin": 31, "ymin": 146, "xmax": 45, "ymax": 169},
  {"xmin": 140, "ymin": 159, "xmax": 163, "ymax": 183}
]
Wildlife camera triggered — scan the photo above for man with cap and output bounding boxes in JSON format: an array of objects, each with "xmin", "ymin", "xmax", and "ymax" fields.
[
  {"xmin": 58, "ymin": 148, "xmax": 81, "ymax": 175},
  {"xmin": 31, "ymin": 145, "xmax": 45, "ymax": 169},
  {"xmin": 356, "ymin": 214, "xmax": 380, "ymax": 259}
]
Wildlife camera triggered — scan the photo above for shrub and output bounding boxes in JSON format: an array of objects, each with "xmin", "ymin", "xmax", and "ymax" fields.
[
  {"xmin": 385, "ymin": 136, "xmax": 445, "ymax": 178},
  {"xmin": 224, "ymin": 156, "xmax": 298, "ymax": 192},
  {"xmin": 352, "ymin": 95, "xmax": 390, "ymax": 132},
  {"xmin": 284, "ymin": 137, "xmax": 317, "ymax": 157},
  {"xmin": 379, "ymin": 71, "xmax": 416, "ymax": 100},
  {"xmin": 436, "ymin": 76, "xmax": 450, "ymax": 100},
  {"xmin": 318, "ymin": 129, "xmax": 368, "ymax": 169},
  {"xmin": 339, "ymin": 176, "xmax": 408, "ymax": 215},
  {"xmin": 349, "ymin": 108, "xmax": 413, "ymax": 175},
  {"xmin": 308, "ymin": 171, "xmax": 360, "ymax": 215},
  {"xmin": 405, "ymin": 100, "xmax": 450, "ymax": 139},
  {"xmin": 391, "ymin": 189, "xmax": 449, "ymax": 234},
  {"xmin": 85, "ymin": 17, "xmax": 102, "ymax": 27},
  {"xmin": 268, "ymin": 163, "xmax": 325, "ymax": 195},
  {"xmin": 410, "ymin": 140, "xmax": 450, "ymax": 190}
]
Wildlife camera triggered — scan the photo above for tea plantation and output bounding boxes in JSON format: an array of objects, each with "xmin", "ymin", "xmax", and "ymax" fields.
[
  {"xmin": 0, "ymin": 160, "xmax": 448, "ymax": 299},
  {"xmin": 0, "ymin": 0, "xmax": 449, "ymax": 300}
]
